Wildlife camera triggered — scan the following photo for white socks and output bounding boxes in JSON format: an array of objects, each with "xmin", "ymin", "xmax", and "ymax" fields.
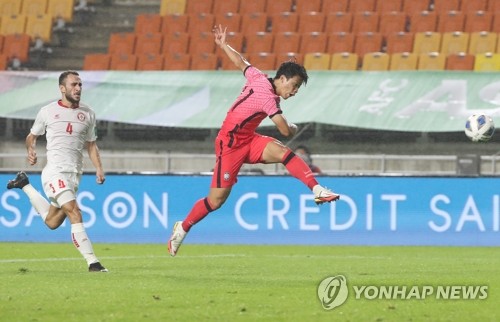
[
  {"xmin": 71, "ymin": 223, "xmax": 98, "ymax": 265},
  {"xmin": 22, "ymin": 184, "xmax": 50, "ymax": 221},
  {"xmin": 312, "ymin": 184, "xmax": 323, "ymax": 196}
]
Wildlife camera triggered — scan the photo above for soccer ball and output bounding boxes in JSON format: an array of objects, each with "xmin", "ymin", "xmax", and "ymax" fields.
[{"xmin": 464, "ymin": 114, "xmax": 495, "ymax": 142}]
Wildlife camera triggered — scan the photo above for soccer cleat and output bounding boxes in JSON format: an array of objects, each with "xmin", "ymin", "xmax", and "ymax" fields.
[
  {"xmin": 88, "ymin": 262, "xmax": 108, "ymax": 272},
  {"xmin": 314, "ymin": 187, "xmax": 340, "ymax": 205},
  {"xmin": 167, "ymin": 221, "xmax": 187, "ymax": 257},
  {"xmin": 7, "ymin": 171, "xmax": 29, "ymax": 189}
]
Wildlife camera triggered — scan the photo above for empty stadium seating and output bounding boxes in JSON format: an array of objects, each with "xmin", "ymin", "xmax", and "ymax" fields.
[{"xmin": 77, "ymin": 0, "xmax": 500, "ymax": 72}]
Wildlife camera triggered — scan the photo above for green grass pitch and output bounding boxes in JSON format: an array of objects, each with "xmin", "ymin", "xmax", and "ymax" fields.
[{"xmin": 0, "ymin": 243, "xmax": 498, "ymax": 322}]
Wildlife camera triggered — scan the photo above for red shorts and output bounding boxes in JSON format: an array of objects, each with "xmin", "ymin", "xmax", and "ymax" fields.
[{"xmin": 211, "ymin": 133, "xmax": 274, "ymax": 188}]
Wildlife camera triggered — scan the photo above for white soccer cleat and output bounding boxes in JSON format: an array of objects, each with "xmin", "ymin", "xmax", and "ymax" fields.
[
  {"xmin": 314, "ymin": 186, "xmax": 340, "ymax": 205},
  {"xmin": 167, "ymin": 221, "xmax": 187, "ymax": 257}
]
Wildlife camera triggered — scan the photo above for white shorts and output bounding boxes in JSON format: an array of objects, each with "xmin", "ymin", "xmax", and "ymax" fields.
[{"xmin": 41, "ymin": 170, "xmax": 81, "ymax": 208}]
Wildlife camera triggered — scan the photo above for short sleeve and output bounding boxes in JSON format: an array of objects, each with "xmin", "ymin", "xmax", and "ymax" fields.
[
  {"xmin": 30, "ymin": 108, "xmax": 47, "ymax": 136},
  {"xmin": 86, "ymin": 110, "xmax": 98, "ymax": 142}
]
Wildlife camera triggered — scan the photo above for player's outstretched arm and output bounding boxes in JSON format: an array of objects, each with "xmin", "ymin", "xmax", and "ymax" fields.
[
  {"xmin": 86, "ymin": 141, "xmax": 105, "ymax": 184},
  {"xmin": 213, "ymin": 24, "xmax": 250, "ymax": 72}
]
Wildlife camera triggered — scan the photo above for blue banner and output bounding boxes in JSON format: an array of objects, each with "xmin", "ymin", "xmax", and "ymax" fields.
[{"xmin": 0, "ymin": 174, "xmax": 498, "ymax": 246}]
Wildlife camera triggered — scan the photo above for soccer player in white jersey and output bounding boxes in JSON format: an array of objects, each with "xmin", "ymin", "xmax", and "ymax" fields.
[{"xmin": 7, "ymin": 70, "xmax": 108, "ymax": 272}]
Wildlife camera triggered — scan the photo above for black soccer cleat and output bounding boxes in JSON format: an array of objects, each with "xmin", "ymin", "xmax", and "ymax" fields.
[
  {"xmin": 88, "ymin": 262, "xmax": 109, "ymax": 272},
  {"xmin": 7, "ymin": 171, "xmax": 29, "ymax": 190}
]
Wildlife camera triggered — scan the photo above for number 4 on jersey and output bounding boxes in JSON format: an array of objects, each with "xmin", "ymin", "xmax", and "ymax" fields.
[{"xmin": 66, "ymin": 122, "xmax": 73, "ymax": 135}]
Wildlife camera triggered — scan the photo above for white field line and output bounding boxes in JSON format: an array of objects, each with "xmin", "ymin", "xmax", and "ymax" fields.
[{"xmin": 0, "ymin": 254, "xmax": 390, "ymax": 263}]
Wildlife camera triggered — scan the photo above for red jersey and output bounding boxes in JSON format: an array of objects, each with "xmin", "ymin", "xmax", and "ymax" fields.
[{"xmin": 217, "ymin": 66, "xmax": 282, "ymax": 148}]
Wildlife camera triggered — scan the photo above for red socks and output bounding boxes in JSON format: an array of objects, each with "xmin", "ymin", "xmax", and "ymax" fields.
[
  {"xmin": 282, "ymin": 150, "xmax": 318, "ymax": 190},
  {"xmin": 182, "ymin": 197, "xmax": 214, "ymax": 232}
]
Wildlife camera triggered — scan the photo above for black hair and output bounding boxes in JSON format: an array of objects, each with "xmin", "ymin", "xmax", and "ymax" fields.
[
  {"xmin": 274, "ymin": 61, "xmax": 308, "ymax": 85},
  {"xmin": 59, "ymin": 70, "xmax": 79, "ymax": 86}
]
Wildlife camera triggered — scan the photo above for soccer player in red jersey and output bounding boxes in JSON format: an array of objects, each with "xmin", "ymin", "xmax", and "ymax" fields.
[{"xmin": 168, "ymin": 25, "xmax": 339, "ymax": 256}]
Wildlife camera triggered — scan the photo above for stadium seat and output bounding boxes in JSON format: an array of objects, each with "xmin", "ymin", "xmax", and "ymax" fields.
[
  {"xmin": 47, "ymin": 0, "xmax": 74, "ymax": 22},
  {"xmin": 326, "ymin": 32, "xmax": 355, "ymax": 53},
  {"xmin": 83, "ymin": 53, "xmax": 111, "ymax": 70},
  {"xmin": 0, "ymin": 53, "xmax": 8, "ymax": 70},
  {"xmin": 185, "ymin": 0, "xmax": 213, "ymax": 14},
  {"xmin": 352, "ymin": 11, "xmax": 380, "ymax": 34},
  {"xmin": 265, "ymin": 0, "xmax": 293, "ymax": 15},
  {"xmin": 491, "ymin": 13, "xmax": 500, "ymax": 32},
  {"xmin": 190, "ymin": 52, "xmax": 218, "ymax": 70},
  {"xmin": 160, "ymin": 0, "xmax": 186, "ymax": 15},
  {"xmin": 389, "ymin": 52, "xmax": 418, "ymax": 70},
  {"xmin": 215, "ymin": 12, "xmax": 241, "ymax": 32},
  {"xmin": 354, "ymin": 32, "xmax": 383, "ymax": 58},
  {"xmin": 225, "ymin": 31, "xmax": 244, "ymax": 52},
  {"xmin": 276, "ymin": 52, "xmax": 303, "ymax": 64},
  {"xmin": 437, "ymin": 11, "xmax": 465, "ymax": 33},
  {"xmin": 303, "ymin": 52, "xmax": 331, "ymax": 70},
  {"xmin": 413, "ymin": 32, "xmax": 442, "ymax": 54},
  {"xmin": 445, "ymin": 52, "xmax": 475, "ymax": 70},
  {"xmin": 135, "ymin": 14, "xmax": 162, "ymax": 34},
  {"xmin": 488, "ymin": 0, "xmax": 500, "ymax": 12},
  {"xmin": 385, "ymin": 31, "xmax": 414, "ymax": 53},
  {"xmin": 163, "ymin": 52, "xmax": 191, "ymax": 70},
  {"xmin": 161, "ymin": 14, "xmax": 189, "ymax": 34},
  {"xmin": 0, "ymin": 14, "xmax": 27, "ymax": 35},
  {"xmin": 245, "ymin": 32, "xmax": 274, "ymax": 53},
  {"xmin": 468, "ymin": 31, "xmax": 497, "ymax": 54},
  {"xmin": 247, "ymin": 52, "xmax": 277, "ymax": 70},
  {"xmin": 330, "ymin": 52, "xmax": 359, "ymax": 70},
  {"xmin": 432, "ymin": 0, "xmax": 460, "ymax": 13},
  {"xmin": 212, "ymin": 0, "xmax": 240, "ymax": 14},
  {"xmin": 188, "ymin": 31, "xmax": 216, "ymax": 54},
  {"xmin": 272, "ymin": 32, "xmax": 300, "ymax": 53},
  {"xmin": 134, "ymin": 32, "xmax": 163, "ymax": 55},
  {"xmin": 402, "ymin": 0, "xmax": 430, "ymax": 14},
  {"xmin": 239, "ymin": 0, "xmax": 266, "ymax": 14},
  {"xmin": 409, "ymin": 10, "xmax": 437, "ymax": 33},
  {"xmin": 481, "ymin": 52, "xmax": 500, "ymax": 72},
  {"xmin": 321, "ymin": 0, "xmax": 348, "ymax": 13},
  {"xmin": 162, "ymin": 31, "xmax": 189, "ymax": 54},
  {"xmin": 295, "ymin": 0, "xmax": 322, "ymax": 13},
  {"xmin": 379, "ymin": 11, "xmax": 407, "ymax": 38},
  {"xmin": 460, "ymin": 0, "xmax": 487, "ymax": 13},
  {"xmin": 299, "ymin": 32, "xmax": 327, "ymax": 54},
  {"xmin": 440, "ymin": 32, "xmax": 469, "ymax": 55},
  {"xmin": 417, "ymin": 52, "xmax": 446, "ymax": 70},
  {"xmin": 297, "ymin": 12, "xmax": 325, "ymax": 33},
  {"xmin": 270, "ymin": 12, "xmax": 298, "ymax": 33},
  {"xmin": 187, "ymin": 13, "xmax": 215, "ymax": 34},
  {"xmin": 25, "ymin": 14, "xmax": 53, "ymax": 43},
  {"xmin": 0, "ymin": 0, "xmax": 21, "ymax": 16},
  {"xmin": 349, "ymin": 0, "xmax": 376, "ymax": 13},
  {"xmin": 324, "ymin": 12, "xmax": 353, "ymax": 33},
  {"xmin": 3, "ymin": 33, "xmax": 30, "ymax": 62},
  {"xmin": 240, "ymin": 12, "xmax": 268, "ymax": 34},
  {"xmin": 361, "ymin": 52, "xmax": 390, "ymax": 71},
  {"xmin": 464, "ymin": 11, "xmax": 492, "ymax": 33},
  {"xmin": 110, "ymin": 53, "xmax": 138, "ymax": 70},
  {"xmin": 474, "ymin": 52, "xmax": 500, "ymax": 71},
  {"xmin": 136, "ymin": 53, "xmax": 164, "ymax": 70},
  {"xmin": 108, "ymin": 32, "xmax": 136, "ymax": 55},
  {"xmin": 375, "ymin": 0, "xmax": 403, "ymax": 13},
  {"xmin": 21, "ymin": 0, "xmax": 48, "ymax": 16}
]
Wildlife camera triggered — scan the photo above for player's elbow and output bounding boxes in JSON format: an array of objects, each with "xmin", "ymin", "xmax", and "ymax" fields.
[{"xmin": 279, "ymin": 128, "xmax": 294, "ymax": 138}]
